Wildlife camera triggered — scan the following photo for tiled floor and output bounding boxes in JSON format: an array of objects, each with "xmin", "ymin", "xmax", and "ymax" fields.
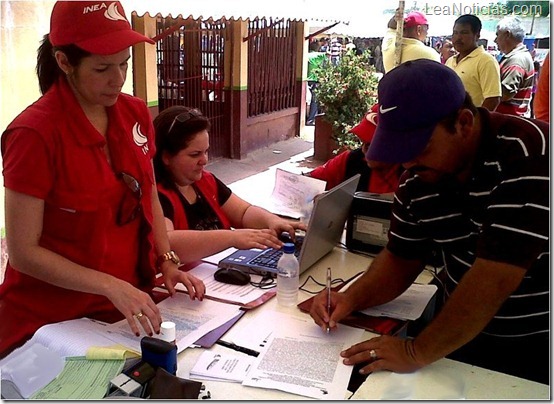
[{"xmin": 207, "ymin": 134, "xmax": 322, "ymax": 208}]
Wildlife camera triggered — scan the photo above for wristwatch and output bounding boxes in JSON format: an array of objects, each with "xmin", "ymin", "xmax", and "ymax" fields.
[{"xmin": 156, "ymin": 250, "xmax": 181, "ymax": 268}]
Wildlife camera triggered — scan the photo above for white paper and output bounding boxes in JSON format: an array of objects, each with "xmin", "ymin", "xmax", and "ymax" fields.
[
  {"xmin": 202, "ymin": 247, "xmax": 237, "ymax": 265},
  {"xmin": 13, "ymin": 318, "xmax": 119, "ymax": 358},
  {"xmin": 0, "ymin": 342, "xmax": 65, "ymax": 398},
  {"xmin": 189, "ymin": 351, "xmax": 254, "ymax": 383},
  {"xmin": 268, "ymin": 168, "xmax": 326, "ymax": 220},
  {"xmin": 106, "ymin": 293, "xmax": 242, "ymax": 353},
  {"xmin": 240, "ymin": 311, "xmax": 364, "ymax": 400},
  {"xmin": 359, "ymin": 284, "xmax": 438, "ymax": 321},
  {"xmin": 181, "ymin": 262, "xmax": 275, "ymax": 305},
  {"xmin": 1, "ymin": 296, "xmax": 242, "ymax": 361}
]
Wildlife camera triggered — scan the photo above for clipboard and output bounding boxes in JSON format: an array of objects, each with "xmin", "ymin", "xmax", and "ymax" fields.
[{"xmin": 297, "ymin": 273, "xmax": 406, "ymax": 336}]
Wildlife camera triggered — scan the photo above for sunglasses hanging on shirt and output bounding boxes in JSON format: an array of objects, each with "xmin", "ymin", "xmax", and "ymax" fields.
[{"xmin": 117, "ymin": 172, "xmax": 142, "ymax": 226}]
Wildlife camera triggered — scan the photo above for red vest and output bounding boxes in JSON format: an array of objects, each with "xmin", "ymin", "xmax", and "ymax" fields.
[
  {"xmin": 157, "ymin": 171, "xmax": 232, "ymax": 230},
  {"xmin": 0, "ymin": 78, "xmax": 157, "ymax": 358}
]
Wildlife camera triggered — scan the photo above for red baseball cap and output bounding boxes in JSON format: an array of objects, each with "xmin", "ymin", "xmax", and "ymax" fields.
[
  {"xmin": 404, "ymin": 11, "xmax": 429, "ymax": 28},
  {"xmin": 350, "ymin": 104, "xmax": 379, "ymax": 143},
  {"xmin": 49, "ymin": 1, "xmax": 154, "ymax": 55}
]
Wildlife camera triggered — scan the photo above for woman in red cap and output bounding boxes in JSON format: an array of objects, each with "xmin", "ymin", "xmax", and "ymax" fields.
[
  {"xmin": 0, "ymin": 1, "xmax": 204, "ymax": 358},
  {"xmin": 307, "ymin": 105, "xmax": 402, "ymax": 194}
]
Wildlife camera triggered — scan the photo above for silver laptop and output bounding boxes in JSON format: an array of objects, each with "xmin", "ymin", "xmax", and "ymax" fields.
[{"xmin": 218, "ymin": 174, "xmax": 360, "ymax": 276}]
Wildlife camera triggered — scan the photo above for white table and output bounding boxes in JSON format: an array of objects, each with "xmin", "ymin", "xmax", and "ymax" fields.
[
  {"xmin": 174, "ymin": 247, "xmax": 464, "ymax": 400},
  {"xmin": 351, "ymin": 357, "xmax": 550, "ymax": 400},
  {"xmin": 176, "ymin": 246, "xmax": 378, "ymax": 400}
]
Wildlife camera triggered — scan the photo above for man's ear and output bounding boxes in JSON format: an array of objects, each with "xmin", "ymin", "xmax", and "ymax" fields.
[
  {"xmin": 54, "ymin": 50, "xmax": 72, "ymax": 75},
  {"xmin": 457, "ymin": 109, "xmax": 475, "ymax": 136}
]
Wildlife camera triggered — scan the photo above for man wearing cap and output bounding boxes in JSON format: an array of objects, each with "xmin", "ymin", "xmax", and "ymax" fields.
[
  {"xmin": 307, "ymin": 104, "xmax": 401, "ymax": 193},
  {"xmin": 310, "ymin": 60, "xmax": 548, "ymax": 384},
  {"xmin": 446, "ymin": 14, "xmax": 501, "ymax": 111},
  {"xmin": 382, "ymin": 10, "xmax": 440, "ymax": 73}
]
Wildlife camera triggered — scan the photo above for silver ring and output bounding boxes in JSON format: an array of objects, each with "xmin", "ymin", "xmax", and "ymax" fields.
[
  {"xmin": 133, "ymin": 312, "xmax": 144, "ymax": 319},
  {"xmin": 369, "ymin": 349, "xmax": 377, "ymax": 360}
]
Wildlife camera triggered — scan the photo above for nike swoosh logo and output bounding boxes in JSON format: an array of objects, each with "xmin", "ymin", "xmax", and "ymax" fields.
[{"xmin": 380, "ymin": 105, "xmax": 398, "ymax": 114}]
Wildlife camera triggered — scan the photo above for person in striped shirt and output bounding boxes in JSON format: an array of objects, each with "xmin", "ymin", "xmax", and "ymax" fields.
[
  {"xmin": 495, "ymin": 17, "xmax": 535, "ymax": 117},
  {"xmin": 310, "ymin": 60, "xmax": 548, "ymax": 384},
  {"xmin": 328, "ymin": 37, "xmax": 343, "ymax": 66}
]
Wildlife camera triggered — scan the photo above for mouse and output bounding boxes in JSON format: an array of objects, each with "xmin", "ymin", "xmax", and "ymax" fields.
[{"xmin": 214, "ymin": 268, "xmax": 251, "ymax": 285}]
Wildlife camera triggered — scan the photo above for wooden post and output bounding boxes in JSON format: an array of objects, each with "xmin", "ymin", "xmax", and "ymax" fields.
[{"xmin": 394, "ymin": 0, "xmax": 405, "ymax": 67}]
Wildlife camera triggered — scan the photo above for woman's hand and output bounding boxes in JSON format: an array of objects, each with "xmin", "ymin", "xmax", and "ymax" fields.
[
  {"xmin": 160, "ymin": 261, "xmax": 206, "ymax": 300},
  {"xmin": 266, "ymin": 218, "xmax": 307, "ymax": 241},
  {"xmin": 232, "ymin": 228, "xmax": 283, "ymax": 250},
  {"xmin": 104, "ymin": 279, "xmax": 163, "ymax": 337}
]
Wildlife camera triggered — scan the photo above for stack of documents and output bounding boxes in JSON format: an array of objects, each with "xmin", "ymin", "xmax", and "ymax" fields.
[
  {"xmin": 195, "ymin": 310, "xmax": 365, "ymax": 400},
  {"xmin": 189, "ymin": 351, "xmax": 254, "ymax": 383}
]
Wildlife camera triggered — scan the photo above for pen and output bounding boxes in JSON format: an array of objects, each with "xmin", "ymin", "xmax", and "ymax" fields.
[
  {"xmin": 216, "ymin": 340, "xmax": 260, "ymax": 357},
  {"xmin": 326, "ymin": 267, "xmax": 332, "ymax": 334}
]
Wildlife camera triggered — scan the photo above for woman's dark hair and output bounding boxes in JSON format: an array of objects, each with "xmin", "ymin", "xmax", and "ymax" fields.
[
  {"xmin": 36, "ymin": 34, "xmax": 90, "ymax": 95},
  {"xmin": 439, "ymin": 92, "xmax": 478, "ymax": 133},
  {"xmin": 153, "ymin": 106, "xmax": 211, "ymax": 186}
]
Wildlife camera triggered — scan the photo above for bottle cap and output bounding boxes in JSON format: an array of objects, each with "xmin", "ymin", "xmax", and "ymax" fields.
[
  {"xmin": 283, "ymin": 242, "xmax": 295, "ymax": 254},
  {"xmin": 160, "ymin": 321, "xmax": 176, "ymax": 343}
]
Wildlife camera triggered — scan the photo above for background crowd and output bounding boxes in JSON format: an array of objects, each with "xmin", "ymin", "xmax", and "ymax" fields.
[{"xmin": 306, "ymin": 12, "xmax": 548, "ymax": 123}]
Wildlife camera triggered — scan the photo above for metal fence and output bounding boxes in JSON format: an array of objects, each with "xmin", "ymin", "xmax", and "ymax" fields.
[
  {"xmin": 156, "ymin": 17, "xmax": 229, "ymax": 159},
  {"xmin": 246, "ymin": 18, "xmax": 299, "ymax": 117}
]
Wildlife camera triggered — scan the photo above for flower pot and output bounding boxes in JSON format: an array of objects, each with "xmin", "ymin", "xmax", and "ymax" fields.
[{"xmin": 313, "ymin": 114, "xmax": 339, "ymax": 162}]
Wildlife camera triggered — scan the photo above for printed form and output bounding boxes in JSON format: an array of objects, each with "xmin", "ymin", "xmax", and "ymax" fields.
[
  {"xmin": 268, "ymin": 168, "xmax": 326, "ymax": 219},
  {"xmin": 235, "ymin": 311, "xmax": 364, "ymax": 400},
  {"xmin": 106, "ymin": 293, "xmax": 242, "ymax": 353}
]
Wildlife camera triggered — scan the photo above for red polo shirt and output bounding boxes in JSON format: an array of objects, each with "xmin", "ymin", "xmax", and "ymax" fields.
[{"xmin": 0, "ymin": 78, "xmax": 157, "ymax": 357}]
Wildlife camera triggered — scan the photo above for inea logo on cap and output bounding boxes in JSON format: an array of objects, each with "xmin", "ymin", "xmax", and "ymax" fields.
[{"xmin": 82, "ymin": 2, "xmax": 127, "ymax": 22}]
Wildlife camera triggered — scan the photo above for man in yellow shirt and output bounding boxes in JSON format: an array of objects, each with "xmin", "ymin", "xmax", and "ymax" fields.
[
  {"xmin": 446, "ymin": 14, "xmax": 501, "ymax": 111},
  {"xmin": 382, "ymin": 11, "xmax": 440, "ymax": 73}
]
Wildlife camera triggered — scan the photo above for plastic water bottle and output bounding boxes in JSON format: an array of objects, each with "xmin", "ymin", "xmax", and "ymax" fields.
[{"xmin": 276, "ymin": 242, "xmax": 299, "ymax": 307}]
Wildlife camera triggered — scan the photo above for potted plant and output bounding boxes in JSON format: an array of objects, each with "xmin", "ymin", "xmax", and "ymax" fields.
[{"xmin": 313, "ymin": 50, "xmax": 379, "ymax": 161}]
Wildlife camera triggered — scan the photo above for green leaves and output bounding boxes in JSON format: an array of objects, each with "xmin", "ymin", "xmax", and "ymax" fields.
[{"xmin": 313, "ymin": 51, "xmax": 379, "ymax": 151}]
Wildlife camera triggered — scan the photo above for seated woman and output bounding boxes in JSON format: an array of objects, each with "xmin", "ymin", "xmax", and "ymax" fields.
[
  {"xmin": 153, "ymin": 106, "xmax": 306, "ymax": 264},
  {"xmin": 307, "ymin": 104, "xmax": 403, "ymax": 193}
]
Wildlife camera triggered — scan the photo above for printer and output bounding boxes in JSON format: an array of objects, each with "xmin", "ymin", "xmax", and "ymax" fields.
[{"xmin": 346, "ymin": 192, "xmax": 393, "ymax": 255}]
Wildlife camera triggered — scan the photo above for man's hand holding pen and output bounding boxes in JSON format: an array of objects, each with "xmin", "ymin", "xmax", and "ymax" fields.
[{"xmin": 310, "ymin": 283, "xmax": 356, "ymax": 333}]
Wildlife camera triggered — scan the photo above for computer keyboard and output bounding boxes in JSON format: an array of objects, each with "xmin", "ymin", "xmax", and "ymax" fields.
[{"xmin": 250, "ymin": 247, "xmax": 301, "ymax": 269}]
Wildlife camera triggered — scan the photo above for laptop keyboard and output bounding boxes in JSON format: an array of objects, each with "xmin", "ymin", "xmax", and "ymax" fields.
[{"xmin": 250, "ymin": 247, "xmax": 301, "ymax": 269}]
